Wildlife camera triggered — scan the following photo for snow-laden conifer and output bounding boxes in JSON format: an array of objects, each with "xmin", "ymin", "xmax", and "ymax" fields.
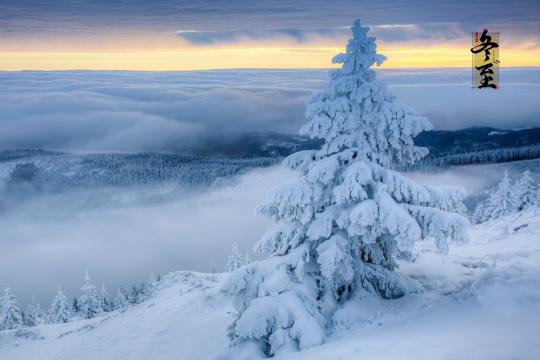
[
  {"xmin": 100, "ymin": 284, "xmax": 113, "ymax": 312},
  {"xmin": 48, "ymin": 286, "xmax": 71, "ymax": 324},
  {"xmin": 114, "ymin": 286, "xmax": 130, "ymax": 312},
  {"xmin": 243, "ymin": 252, "xmax": 251, "ymax": 266},
  {"xmin": 223, "ymin": 19, "xmax": 469, "ymax": 356},
  {"xmin": 483, "ymin": 171, "xmax": 516, "ymax": 220},
  {"xmin": 24, "ymin": 297, "xmax": 44, "ymax": 327},
  {"xmin": 72, "ymin": 298, "xmax": 80, "ymax": 313},
  {"xmin": 0, "ymin": 288, "xmax": 23, "ymax": 330},
  {"xmin": 513, "ymin": 170, "xmax": 537, "ymax": 211},
  {"xmin": 78, "ymin": 270, "xmax": 102, "ymax": 319},
  {"xmin": 226, "ymin": 245, "xmax": 244, "ymax": 272}
]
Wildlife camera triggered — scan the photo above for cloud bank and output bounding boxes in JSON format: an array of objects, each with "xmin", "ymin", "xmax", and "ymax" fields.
[
  {"xmin": 0, "ymin": 68, "xmax": 539, "ymax": 152},
  {"xmin": 176, "ymin": 23, "xmax": 468, "ymax": 46}
]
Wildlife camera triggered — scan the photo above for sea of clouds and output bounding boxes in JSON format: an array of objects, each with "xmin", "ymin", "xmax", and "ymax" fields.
[
  {"xmin": 1, "ymin": 67, "xmax": 539, "ymax": 306},
  {"xmin": 0, "ymin": 68, "xmax": 538, "ymax": 153}
]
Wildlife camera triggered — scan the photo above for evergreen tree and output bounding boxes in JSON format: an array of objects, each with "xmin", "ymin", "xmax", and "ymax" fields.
[
  {"xmin": 72, "ymin": 298, "xmax": 80, "ymax": 313},
  {"xmin": 0, "ymin": 288, "xmax": 23, "ymax": 330},
  {"xmin": 100, "ymin": 284, "xmax": 113, "ymax": 312},
  {"xmin": 243, "ymin": 252, "xmax": 251, "ymax": 266},
  {"xmin": 114, "ymin": 286, "xmax": 130, "ymax": 312},
  {"xmin": 224, "ymin": 19, "xmax": 468, "ymax": 356},
  {"xmin": 24, "ymin": 296, "xmax": 44, "ymax": 327},
  {"xmin": 48, "ymin": 286, "xmax": 71, "ymax": 324},
  {"xmin": 138, "ymin": 282, "xmax": 152, "ymax": 302},
  {"xmin": 472, "ymin": 201, "xmax": 487, "ymax": 224},
  {"xmin": 226, "ymin": 245, "xmax": 244, "ymax": 272},
  {"xmin": 483, "ymin": 170, "xmax": 516, "ymax": 219},
  {"xmin": 129, "ymin": 284, "xmax": 141, "ymax": 304},
  {"xmin": 78, "ymin": 270, "xmax": 102, "ymax": 319},
  {"xmin": 512, "ymin": 170, "xmax": 537, "ymax": 211}
]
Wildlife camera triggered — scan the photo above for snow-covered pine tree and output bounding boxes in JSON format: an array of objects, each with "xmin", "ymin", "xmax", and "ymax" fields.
[
  {"xmin": 483, "ymin": 170, "xmax": 516, "ymax": 220},
  {"xmin": 114, "ymin": 286, "xmax": 130, "ymax": 311},
  {"xmin": 472, "ymin": 201, "xmax": 487, "ymax": 223},
  {"xmin": 243, "ymin": 252, "xmax": 251, "ymax": 266},
  {"xmin": 226, "ymin": 245, "xmax": 244, "ymax": 272},
  {"xmin": 100, "ymin": 284, "xmax": 113, "ymax": 312},
  {"xmin": 223, "ymin": 19, "xmax": 469, "ymax": 357},
  {"xmin": 78, "ymin": 270, "xmax": 102, "ymax": 319},
  {"xmin": 139, "ymin": 282, "xmax": 152, "ymax": 302},
  {"xmin": 128, "ymin": 283, "xmax": 151, "ymax": 304},
  {"xmin": 72, "ymin": 298, "xmax": 80, "ymax": 313},
  {"xmin": 24, "ymin": 297, "xmax": 44, "ymax": 327},
  {"xmin": 512, "ymin": 170, "xmax": 537, "ymax": 211},
  {"xmin": 0, "ymin": 288, "xmax": 23, "ymax": 330},
  {"xmin": 48, "ymin": 286, "xmax": 72, "ymax": 324},
  {"xmin": 129, "ymin": 284, "xmax": 141, "ymax": 304}
]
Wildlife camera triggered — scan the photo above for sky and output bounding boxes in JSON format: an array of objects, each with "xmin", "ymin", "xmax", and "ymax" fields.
[{"xmin": 1, "ymin": 0, "xmax": 539, "ymax": 70}]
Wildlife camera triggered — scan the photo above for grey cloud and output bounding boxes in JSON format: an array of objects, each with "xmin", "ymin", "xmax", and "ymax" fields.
[
  {"xmin": 1, "ymin": 0, "xmax": 538, "ymax": 43},
  {"xmin": 0, "ymin": 70, "xmax": 319, "ymax": 152},
  {"xmin": 0, "ymin": 68, "xmax": 539, "ymax": 154},
  {"xmin": 371, "ymin": 23, "xmax": 467, "ymax": 43},
  {"xmin": 177, "ymin": 28, "xmax": 349, "ymax": 45},
  {"xmin": 177, "ymin": 23, "xmax": 468, "ymax": 46}
]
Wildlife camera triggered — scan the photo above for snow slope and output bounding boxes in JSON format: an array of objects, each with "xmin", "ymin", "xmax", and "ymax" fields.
[{"xmin": 1, "ymin": 208, "xmax": 539, "ymax": 360}]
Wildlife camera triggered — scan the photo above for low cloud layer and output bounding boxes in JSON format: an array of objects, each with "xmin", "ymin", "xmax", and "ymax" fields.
[
  {"xmin": 0, "ymin": 165, "xmax": 291, "ymax": 305},
  {"xmin": 177, "ymin": 23, "xmax": 468, "ymax": 46},
  {"xmin": 0, "ymin": 159, "xmax": 531, "ymax": 306},
  {"xmin": 0, "ymin": 68, "xmax": 539, "ymax": 152}
]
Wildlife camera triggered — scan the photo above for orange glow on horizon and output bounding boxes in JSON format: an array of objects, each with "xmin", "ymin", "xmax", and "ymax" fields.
[{"xmin": 1, "ymin": 44, "xmax": 538, "ymax": 71}]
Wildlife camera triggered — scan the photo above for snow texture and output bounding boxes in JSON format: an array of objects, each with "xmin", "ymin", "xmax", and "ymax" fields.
[
  {"xmin": 1, "ymin": 208, "xmax": 539, "ymax": 359},
  {"xmin": 222, "ymin": 19, "xmax": 469, "ymax": 356}
]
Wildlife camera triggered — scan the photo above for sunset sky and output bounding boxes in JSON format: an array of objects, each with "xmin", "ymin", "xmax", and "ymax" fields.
[{"xmin": 1, "ymin": 0, "xmax": 539, "ymax": 70}]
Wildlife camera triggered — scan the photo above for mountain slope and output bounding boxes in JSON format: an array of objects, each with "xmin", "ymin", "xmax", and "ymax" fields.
[
  {"xmin": 1, "ymin": 208, "xmax": 539, "ymax": 360},
  {"xmin": 0, "ymin": 272, "xmax": 234, "ymax": 360}
]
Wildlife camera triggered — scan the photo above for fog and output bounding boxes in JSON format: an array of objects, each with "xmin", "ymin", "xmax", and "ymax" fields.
[
  {"xmin": 2, "ymin": 158, "xmax": 535, "ymax": 306},
  {"xmin": 1, "ymin": 67, "xmax": 539, "ymax": 307},
  {"xmin": 0, "ymin": 68, "xmax": 539, "ymax": 152},
  {"xmin": 0, "ymin": 166, "xmax": 292, "ymax": 306}
]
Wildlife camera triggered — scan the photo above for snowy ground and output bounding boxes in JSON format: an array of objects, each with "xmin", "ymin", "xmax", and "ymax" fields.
[{"xmin": 1, "ymin": 208, "xmax": 539, "ymax": 360}]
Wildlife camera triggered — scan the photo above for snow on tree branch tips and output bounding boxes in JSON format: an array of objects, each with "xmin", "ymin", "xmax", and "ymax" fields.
[{"xmin": 222, "ymin": 19, "xmax": 469, "ymax": 358}]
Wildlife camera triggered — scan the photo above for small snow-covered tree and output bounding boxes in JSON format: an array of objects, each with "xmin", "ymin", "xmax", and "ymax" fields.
[
  {"xmin": 78, "ymin": 270, "xmax": 102, "ymax": 319},
  {"xmin": 114, "ymin": 286, "xmax": 130, "ymax": 312},
  {"xmin": 223, "ymin": 19, "xmax": 468, "ymax": 357},
  {"xmin": 243, "ymin": 252, "xmax": 251, "ymax": 266},
  {"xmin": 72, "ymin": 298, "xmax": 80, "ymax": 313},
  {"xmin": 100, "ymin": 284, "xmax": 113, "ymax": 312},
  {"xmin": 226, "ymin": 245, "xmax": 244, "ymax": 272},
  {"xmin": 483, "ymin": 171, "xmax": 516, "ymax": 220},
  {"xmin": 471, "ymin": 201, "xmax": 487, "ymax": 223},
  {"xmin": 129, "ymin": 282, "xmax": 151, "ymax": 304},
  {"xmin": 48, "ymin": 286, "xmax": 72, "ymax": 324},
  {"xmin": 129, "ymin": 284, "xmax": 141, "ymax": 304},
  {"xmin": 24, "ymin": 297, "xmax": 44, "ymax": 327},
  {"xmin": 139, "ymin": 282, "xmax": 152, "ymax": 302},
  {"xmin": 512, "ymin": 170, "xmax": 537, "ymax": 211},
  {"xmin": 0, "ymin": 288, "xmax": 23, "ymax": 330}
]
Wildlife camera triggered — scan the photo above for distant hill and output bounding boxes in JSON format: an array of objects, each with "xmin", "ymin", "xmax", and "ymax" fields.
[
  {"xmin": 406, "ymin": 127, "xmax": 540, "ymax": 171},
  {"xmin": 189, "ymin": 132, "xmax": 323, "ymax": 158},
  {"xmin": 179, "ymin": 127, "xmax": 540, "ymax": 161},
  {"xmin": 1, "ymin": 127, "xmax": 538, "ymax": 194},
  {"xmin": 414, "ymin": 127, "xmax": 540, "ymax": 157}
]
